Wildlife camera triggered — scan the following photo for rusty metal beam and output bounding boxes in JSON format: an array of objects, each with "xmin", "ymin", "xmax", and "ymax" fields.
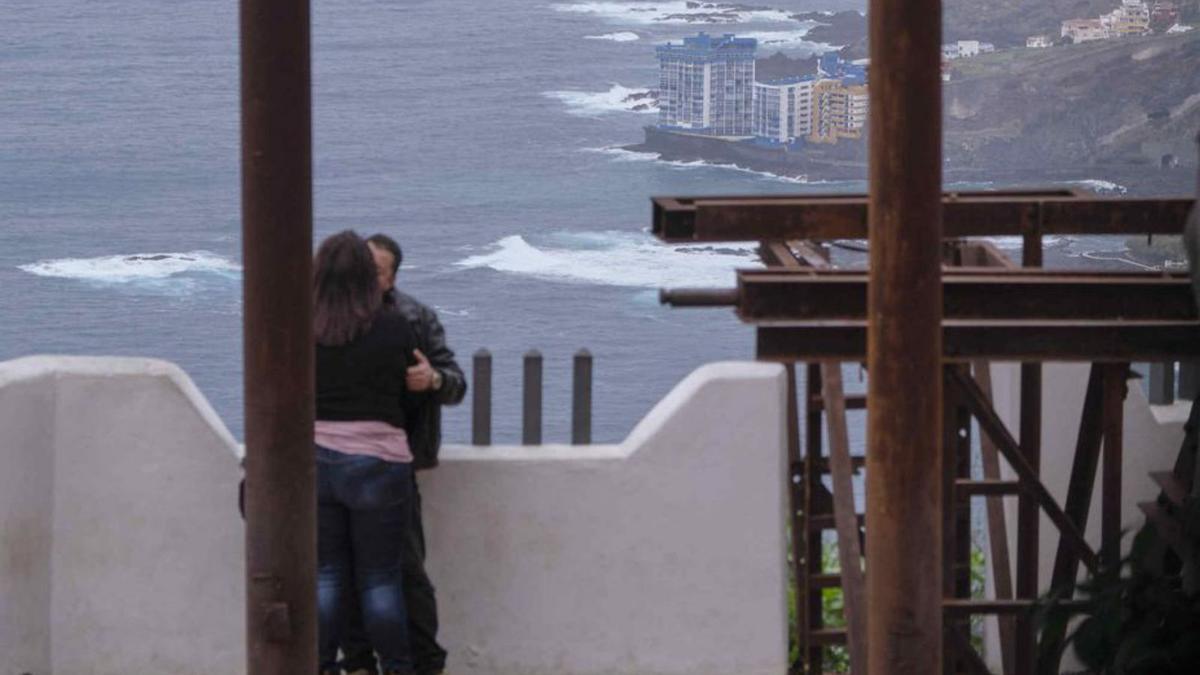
[
  {"xmin": 240, "ymin": 0, "xmax": 316, "ymax": 671},
  {"xmin": 755, "ymin": 320, "xmax": 1200, "ymax": 361},
  {"xmin": 865, "ymin": 0, "xmax": 944, "ymax": 671},
  {"xmin": 652, "ymin": 193, "xmax": 1195, "ymax": 243},
  {"xmin": 735, "ymin": 273, "xmax": 1196, "ymax": 322}
]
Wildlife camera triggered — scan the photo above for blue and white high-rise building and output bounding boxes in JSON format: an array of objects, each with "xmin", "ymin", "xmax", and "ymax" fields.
[{"xmin": 656, "ymin": 33, "xmax": 757, "ymax": 136}]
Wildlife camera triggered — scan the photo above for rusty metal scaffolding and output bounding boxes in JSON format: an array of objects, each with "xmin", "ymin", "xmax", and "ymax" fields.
[{"xmin": 655, "ymin": 189, "xmax": 1197, "ymax": 675}]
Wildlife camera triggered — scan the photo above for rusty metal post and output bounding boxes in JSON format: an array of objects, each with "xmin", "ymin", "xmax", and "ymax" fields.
[
  {"xmin": 866, "ymin": 0, "xmax": 944, "ymax": 672},
  {"xmin": 572, "ymin": 349, "xmax": 593, "ymax": 444},
  {"xmin": 240, "ymin": 0, "xmax": 316, "ymax": 671},
  {"xmin": 523, "ymin": 349, "xmax": 543, "ymax": 444},
  {"xmin": 472, "ymin": 349, "xmax": 492, "ymax": 445}
]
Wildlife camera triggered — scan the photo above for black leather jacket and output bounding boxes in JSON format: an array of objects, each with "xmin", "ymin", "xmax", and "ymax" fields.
[{"xmin": 385, "ymin": 289, "xmax": 467, "ymax": 469}]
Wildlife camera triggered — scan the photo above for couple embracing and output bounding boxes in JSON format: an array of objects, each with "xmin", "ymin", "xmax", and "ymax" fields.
[{"xmin": 314, "ymin": 231, "xmax": 465, "ymax": 675}]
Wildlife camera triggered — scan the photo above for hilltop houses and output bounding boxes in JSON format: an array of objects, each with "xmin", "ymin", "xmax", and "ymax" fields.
[
  {"xmin": 1060, "ymin": 1, "xmax": 1173, "ymax": 42},
  {"xmin": 656, "ymin": 33, "xmax": 869, "ymax": 145},
  {"xmin": 941, "ymin": 40, "xmax": 996, "ymax": 60}
]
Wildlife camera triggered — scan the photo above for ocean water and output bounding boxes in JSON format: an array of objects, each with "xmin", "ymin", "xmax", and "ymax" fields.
[{"xmin": 0, "ymin": 0, "xmax": 1170, "ymax": 445}]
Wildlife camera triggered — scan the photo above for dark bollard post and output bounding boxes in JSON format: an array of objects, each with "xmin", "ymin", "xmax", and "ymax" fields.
[
  {"xmin": 472, "ymin": 349, "xmax": 492, "ymax": 445},
  {"xmin": 523, "ymin": 349, "xmax": 543, "ymax": 445},
  {"xmin": 1149, "ymin": 362, "xmax": 1176, "ymax": 405},
  {"xmin": 1179, "ymin": 361, "xmax": 1199, "ymax": 400},
  {"xmin": 572, "ymin": 349, "xmax": 593, "ymax": 444}
]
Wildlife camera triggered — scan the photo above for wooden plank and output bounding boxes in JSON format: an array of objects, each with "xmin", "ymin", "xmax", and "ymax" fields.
[
  {"xmin": 944, "ymin": 599, "xmax": 1088, "ymax": 616},
  {"xmin": 804, "ymin": 363, "xmax": 825, "ymax": 675},
  {"xmin": 972, "ymin": 361, "xmax": 1016, "ymax": 675},
  {"xmin": 943, "ymin": 365, "xmax": 965, "ymax": 675},
  {"xmin": 1037, "ymin": 365, "xmax": 1105, "ymax": 675},
  {"xmin": 1102, "ymin": 364, "xmax": 1128, "ymax": 570},
  {"xmin": 820, "ymin": 362, "xmax": 868, "ymax": 674},
  {"xmin": 957, "ymin": 479, "xmax": 1022, "ymax": 497},
  {"xmin": 946, "ymin": 369, "xmax": 1100, "ymax": 573},
  {"xmin": 784, "ymin": 364, "xmax": 806, "ymax": 671}
]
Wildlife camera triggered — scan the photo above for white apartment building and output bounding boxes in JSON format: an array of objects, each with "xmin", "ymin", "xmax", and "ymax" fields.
[
  {"xmin": 1062, "ymin": 18, "xmax": 1110, "ymax": 42},
  {"xmin": 656, "ymin": 33, "xmax": 757, "ymax": 136},
  {"xmin": 752, "ymin": 78, "xmax": 814, "ymax": 143},
  {"xmin": 1027, "ymin": 35, "xmax": 1053, "ymax": 48},
  {"xmin": 942, "ymin": 40, "xmax": 997, "ymax": 60}
]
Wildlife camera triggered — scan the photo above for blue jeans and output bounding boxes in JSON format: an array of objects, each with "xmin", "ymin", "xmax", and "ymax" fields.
[{"xmin": 317, "ymin": 445, "xmax": 415, "ymax": 674}]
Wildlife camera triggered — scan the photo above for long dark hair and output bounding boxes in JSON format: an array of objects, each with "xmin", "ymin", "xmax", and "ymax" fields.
[{"xmin": 314, "ymin": 230, "xmax": 382, "ymax": 346}]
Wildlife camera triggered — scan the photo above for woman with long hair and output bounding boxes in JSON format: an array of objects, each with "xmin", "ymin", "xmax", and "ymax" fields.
[{"xmin": 313, "ymin": 230, "xmax": 418, "ymax": 675}]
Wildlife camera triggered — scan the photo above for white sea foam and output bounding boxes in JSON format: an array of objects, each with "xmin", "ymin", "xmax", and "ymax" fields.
[
  {"xmin": 455, "ymin": 232, "xmax": 758, "ymax": 288},
  {"xmin": 737, "ymin": 25, "xmax": 839, "ymax": 54},
  {"xmin": 1065, "ymin": 179, "xmax": 1128, "ymax": 194},
  {"xmin": 551, "ymin": 2, "xmax": 794, "ymax": 25},
  {"xmin": 985, "ymin": 236, "xmax": 1070, "ymax": 251},
  {"xmin": 584, "ymin": 145, "xmax": 862, "ymax": 186},
  {"xmin": 544, "ymin": 84, "xmax": 658, "ymax": 116},
  {"xmin": 18, "ymin": 251, "xmax": 241, "ymax": 283},
  {"xmin": 585, "ymin": 31, "xmax": 641, "ymax": 41},
  {"xmin": 583, "ymin": 146, "xmax": 663, "ymax": 162}
]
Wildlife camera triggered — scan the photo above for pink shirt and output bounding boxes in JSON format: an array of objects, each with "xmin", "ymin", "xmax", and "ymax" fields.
[{"xmin": 315, "ymin": 420, "xmax": 413, "ymax": 464}]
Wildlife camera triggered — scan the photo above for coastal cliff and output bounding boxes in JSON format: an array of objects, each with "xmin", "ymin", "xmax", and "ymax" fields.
[{"xmin": 631, "ymin": 29, "xmax": 1200, "ymax": 193}]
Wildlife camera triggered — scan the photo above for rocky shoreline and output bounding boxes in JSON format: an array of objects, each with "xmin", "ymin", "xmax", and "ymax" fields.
[{"xmin": 625, "ymin": 127, "xmax": 1195, "ymax": 197}]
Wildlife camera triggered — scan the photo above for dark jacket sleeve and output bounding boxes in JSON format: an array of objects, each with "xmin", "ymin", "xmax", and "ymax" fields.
[{"xmin": 420, "ymin": 304, "xmax": 467, "ymax": 406}]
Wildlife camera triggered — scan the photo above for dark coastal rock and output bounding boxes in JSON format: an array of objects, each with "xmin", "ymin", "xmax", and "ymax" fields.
[{"xmin": 792, "ymin": 10, "xmax": 867, "ymax": 47}]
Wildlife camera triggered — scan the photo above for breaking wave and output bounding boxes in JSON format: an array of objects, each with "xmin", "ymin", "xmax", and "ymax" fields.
[
  {"xmin": 583, "ymin": 146, "xmax": 861, "ymax": 187},
  {"xmin": 1065, "ymin": 179, "xmax": 1128, "ymax": 194},
  {"xmin": 18, "ymin": 251, "xmax": 241, "ymax": 284},
  {"xmin": 584, "ymin": 31, "xmax": 641, "ymax": 41},
  {"xmin": 544, "ymin": 84, "xmax": 658, "ymax": 116},
  {"xmin": 737, "ymin": 25, "xmax": 839, "ymax": 55},
  {"xmin": 551, "ymin": 1, "xmax": 794, "ymax": 25},
  {"xmin": 455, "ymin": 232, "xmax": 758, "ymax": 288}
]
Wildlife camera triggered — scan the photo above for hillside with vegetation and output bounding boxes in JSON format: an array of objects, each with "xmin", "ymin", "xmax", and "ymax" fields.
[{"xmin": 943, "ymin": 30, "xmax": 1200, "ymax": 173}]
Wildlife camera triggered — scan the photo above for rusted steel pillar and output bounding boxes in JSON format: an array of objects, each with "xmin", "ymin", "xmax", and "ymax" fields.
[
  {"xmin": 240, "ymin": 0, "xmax": 316, "ymax": 672},
  {"xmin": 866, "ymin": 0, "xmax": 944, "ymax": 673}
]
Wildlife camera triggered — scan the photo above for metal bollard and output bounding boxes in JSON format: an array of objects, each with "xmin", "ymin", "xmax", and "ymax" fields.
[
  {"xmin": 572, "ymin": 349, "xmax": 593, "ymax": 444},
  {"xmin": 1180, "ymin": 361, "xmax": 1200, "ymax": 401},
  {"xmin": 472, "ymin": 349, "xmax": 492, "ymax": 445},
  {"xmin": 1149, "ymin": 362, "xmax": 1176, "ymax": 405},
  {"xmin": 523, "ymin": 350, "xmax": 543, "ymax": 444}
]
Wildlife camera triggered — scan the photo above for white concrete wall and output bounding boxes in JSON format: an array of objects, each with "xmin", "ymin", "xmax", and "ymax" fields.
[
  {"xmin": 981, "ymin": 362, "xmax": 1186, "ymax": 670},
  {"xmin": 0, "ymin": 356, "xmax": 245, "ymax": 675},
  {"xmin": 423, "ymin": 361, "xmax": 789, "ymax": 675},
  {"xmin": 1, "ymin": 358, "xmax": 788, "ymax": 675}
]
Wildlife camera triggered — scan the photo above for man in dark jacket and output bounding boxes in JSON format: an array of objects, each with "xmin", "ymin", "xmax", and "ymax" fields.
[{"xmin": 339, "ymin": 234, "xmax": 466, "ymax": 675}]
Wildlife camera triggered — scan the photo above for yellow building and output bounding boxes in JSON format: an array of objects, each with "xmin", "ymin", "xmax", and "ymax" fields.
[{"xmin": 809, "ymin": 80, "xmax": 869, "ymax": 144}]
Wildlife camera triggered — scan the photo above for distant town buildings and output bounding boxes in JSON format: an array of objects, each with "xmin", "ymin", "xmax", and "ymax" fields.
[
  {"xmin": 657, "ymin": 33, "xmax": 869, "ymax": 146},
  {"xmin": 1060, "ymin": 1, "xmax": 1177, "ymax": 43},
  {"xmin": 1026, "ymin": 35, "xmax": 1054, "ymax": 48},
  {"xmin": 656, "ymin": 33, "xmax": 756, "ymax": 136},
  {"xmin": 941, "ymin": 40, "xmax": 996, "ymax": 60},
  {"xmin": 1062, "ymin": 18, "xmax": 1110, "ymax": 42}
]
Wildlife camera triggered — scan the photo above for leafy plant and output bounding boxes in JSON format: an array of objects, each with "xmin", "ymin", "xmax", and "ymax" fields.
[{"xmin": 1039, "ymin": 498, "xmax": 1200, "ymax": 674}]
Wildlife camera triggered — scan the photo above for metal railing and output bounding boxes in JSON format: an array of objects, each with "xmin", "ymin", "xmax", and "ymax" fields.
[
  {"xmin": 471, "ymin": 349, "xmax": 594, "ymax": 445},
  {"xmin": 1146, "ymin": 360, "xmax": 1200, "ymax": 405}
]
